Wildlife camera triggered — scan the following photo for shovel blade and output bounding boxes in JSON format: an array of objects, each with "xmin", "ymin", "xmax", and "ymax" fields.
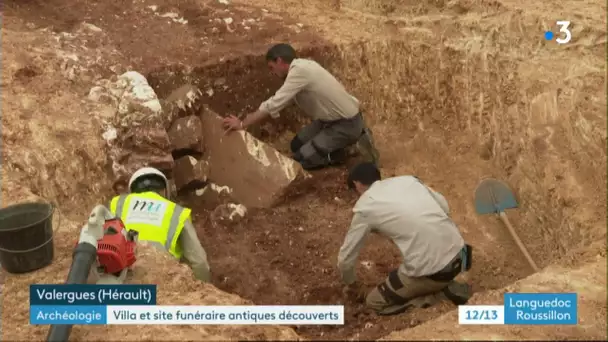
[{"xmin": 474, "ymin": 178, "xmax": 518, "ymax": 214}]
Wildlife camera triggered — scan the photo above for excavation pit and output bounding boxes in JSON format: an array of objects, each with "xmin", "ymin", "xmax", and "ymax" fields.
[
  {"xmin": 146, "ymin": 41, "xmax": 606, "ymax": 340},
  {"xmin": 2, "ymin": 0, "xmax": 605, "ymax": 340}
]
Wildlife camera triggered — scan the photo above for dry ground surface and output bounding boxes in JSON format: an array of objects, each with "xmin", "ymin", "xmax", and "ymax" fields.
[{"xmin": 1, "ymin": 0, "xmax": 607, "ymax": 341}]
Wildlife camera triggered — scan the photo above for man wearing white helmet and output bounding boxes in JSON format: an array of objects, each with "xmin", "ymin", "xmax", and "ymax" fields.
[{"xmin": 109, "ymin": 167, "xmax": 211, "ymax": 282}]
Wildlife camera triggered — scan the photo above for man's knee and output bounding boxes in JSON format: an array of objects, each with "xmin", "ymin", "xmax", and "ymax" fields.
[
  {"xmin": 290, "ymin": 135, "xmax": 304, "ymax": 154},
  {"xmin": 364, "ymin": 284, "xmax": 413, "ymax": 316},
  {"xmin": 293, "ymin": 140, "xmax": 331, "ymax": 170},
  {"xmin": 364, "ymin": 270, "xmax": 432, "ymax": 316}
]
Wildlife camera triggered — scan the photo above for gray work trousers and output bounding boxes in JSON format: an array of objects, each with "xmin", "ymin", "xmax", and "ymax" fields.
[{"xmin": 291, "ymin": 113, "xmax": 364, "ymax": 170}]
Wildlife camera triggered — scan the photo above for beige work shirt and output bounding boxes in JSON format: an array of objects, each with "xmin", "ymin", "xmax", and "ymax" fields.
[
  {"xmin": 258, "ymin": 58, "xmax": 360, "ymax": 121},
  {"xmin": 180, "ymin": 218, "xmax": 211, "ymax": 283},
  {"xmin": 337, "ymin": 176, "xmax": 465, "ymax": 285}
]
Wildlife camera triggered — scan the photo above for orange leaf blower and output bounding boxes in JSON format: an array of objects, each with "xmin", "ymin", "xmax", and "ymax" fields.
[
  {"xmin": 49, "ymin": 205, "xmax": 138, "ymax": 342},
  {"xmin": 96, "ymin": 218, "xmax": 138, "ymax": 275}
]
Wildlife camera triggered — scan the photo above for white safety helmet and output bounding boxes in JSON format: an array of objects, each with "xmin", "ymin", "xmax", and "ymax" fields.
[{"xmin": 128, "ymin": 167, "xmax": 168, "ymax": 194}]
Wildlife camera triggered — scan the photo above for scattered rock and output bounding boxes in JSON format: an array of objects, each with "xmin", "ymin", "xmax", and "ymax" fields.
[
  {"xmin": 167, "ymin": 115, "xmax": 204, "ymax": 154},
  {"xmin": 91, "ymin": 71, "xmax": 163, "ymax": 128},
  {"xmin": 361, "ymin": 260, "xmax": 373, "ymax": 269},
  {"xmin": 102, "ymin": 126, "xmax": 118, "ymax": 143},
  {"xmin": 172, "ymin": 156, "xmax": 209, "ymax": 192},
  {"xmin": 159, "ymin": 12, "xmax": 188, "ymax": 24},
  {"xmin": 117, "ymin": 71, "xmax": 162, "ymax": 115},
  {"xmin": 80, "ymin": 22, "xmax": 103, "ymax": 33},
  {"xmin": 212, "ymin": 203, "xmax": 247, "ymax": 225},
  {"xmin": 200, "ymin": 107, "xmax": 310, "ymax": 208},
  {"xmin": 88, "ymin": 86, "xmax": 116, "ymax": 105},
  {"xmin": 60, "ymin": 58, "xmax": 79, "ymax": 81}
]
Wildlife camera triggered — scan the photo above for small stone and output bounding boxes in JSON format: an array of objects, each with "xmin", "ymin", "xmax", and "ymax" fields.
[
  {"xmin": 81, "ymin": 22, "xmax": 103, "ymax": 32},
  {"xmin": 192, "ymin": 182, "xmax": 236, "ymax": 209},
  {"xmin": 88, "ymin": 86, "xmax": 116, "ymax": 105},
  {"xmin": 212, "ymin": 203, "xmax": 247, "ymax": 225}
]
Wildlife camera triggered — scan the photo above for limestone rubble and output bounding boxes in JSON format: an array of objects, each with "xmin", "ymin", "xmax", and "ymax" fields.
[{"xmin": 90, "ymin": 77, "xmax": 309, "ymax": 209}]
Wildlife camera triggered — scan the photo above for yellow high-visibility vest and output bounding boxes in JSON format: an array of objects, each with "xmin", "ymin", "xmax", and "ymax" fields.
[{"xmin": 109, "ymin": 192, "xmax": 191, "ymax": 259}]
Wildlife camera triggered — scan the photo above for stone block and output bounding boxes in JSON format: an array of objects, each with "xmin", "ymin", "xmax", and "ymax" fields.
[
  {"xmin": 167, "ymin": 115, "xmax": 204, "ymax": 154},
  {"xmin": 200, "ymin": 108, "xmax": 310, "ymax": 208},
  {"xmin": 124, "ymin": 125, "xmax": 173, "ymax": 152},
  {"xmin": 109, "ymin": 125, "xmax": 174, "ymax": 190},
  {"xmin": 162, "ymin": 84, "xmax": 204, "ymax": 129},
  {"xmin": 173, "ymin": 155, "xmax": 210, "ymax": 191}
]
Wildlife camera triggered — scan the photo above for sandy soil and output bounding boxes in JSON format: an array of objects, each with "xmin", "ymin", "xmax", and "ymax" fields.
[{"xmin": 2, "ymin": 0, "xmax": 606, "ymax": 340}]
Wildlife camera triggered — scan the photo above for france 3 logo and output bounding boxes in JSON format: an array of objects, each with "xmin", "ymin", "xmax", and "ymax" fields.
[{"xmin": 544, "ymin": 21, "xmax": 572, "ymax": 44}]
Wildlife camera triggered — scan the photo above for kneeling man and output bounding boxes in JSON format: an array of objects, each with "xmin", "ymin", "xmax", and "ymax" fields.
[{"xmin": 337, "ymin": 162, "xmax": 472, "ymax": 315}]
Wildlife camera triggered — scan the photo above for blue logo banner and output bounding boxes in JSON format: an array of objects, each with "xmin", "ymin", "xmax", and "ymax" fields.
[
  {"xmin": 30, "ymin": 284, "xmax": 156, "ymax": 305},
  {"xmin": 504, "ymin": 293, "xmax": 577, "ymax": 325},
  {"xmin": 30, "ymin": 305, "xmax": 107, "ymax": 325}
]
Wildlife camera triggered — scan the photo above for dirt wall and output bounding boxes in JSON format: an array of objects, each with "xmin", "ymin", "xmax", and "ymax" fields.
[
  {"xmin": 0, "ymin": 19, "xmax": 301, "ymax": 342},
  {"xmin": 245, "ymin": 0, "xmax": 607, "ymax": 271},
  {"xmin": 316, "ymin": 20, "xmax": 606, "ymax": 271}
]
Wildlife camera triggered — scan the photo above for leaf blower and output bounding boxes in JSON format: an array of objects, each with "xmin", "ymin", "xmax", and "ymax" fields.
[
  {"xmin": 96, "ymin": 217, "xmax": 138, "ymax": 276},
  {"xmin": 46, "ymin": 205, "xmax": 139, "ymax": 342}
]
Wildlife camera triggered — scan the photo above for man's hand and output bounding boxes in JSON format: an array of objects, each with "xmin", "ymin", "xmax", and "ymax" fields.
[
  {"xmin": 343, "ymin": 281, "xmax": 367, "ymax": 303},
  {"xmin": 222, "ymin": 115, "xmax": 243, "ymax": 133}
]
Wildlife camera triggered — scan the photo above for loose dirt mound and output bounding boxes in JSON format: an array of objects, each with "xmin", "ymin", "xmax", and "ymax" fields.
[
  {"xmin": 0, "ymin": 16, "xmax": 300, "ymax": 341},
  {"xmin": 2, "ymin": 242, "xmax": 300, "ymax": 341},
  {"xmin": 381, "ymin": 257, "xmax": 607, "ymax": 340}
]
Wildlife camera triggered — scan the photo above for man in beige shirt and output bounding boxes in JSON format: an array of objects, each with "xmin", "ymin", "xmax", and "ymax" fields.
[
  {"xmin": 109, "ymin": 167, "xmax": 211, "ymax": 283},
  {"xmin": 337, "ymin": 162, "xmax": 472, "ymax": 316},
  {"xmin": 223, "ymin": 43, "xmax": 379, "ymax": 170}
]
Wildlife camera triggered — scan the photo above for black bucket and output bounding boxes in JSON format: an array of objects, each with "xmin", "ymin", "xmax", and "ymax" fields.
[{"xmin": 0, "ymin": 202, "xmax": 56, "ymax": 274}]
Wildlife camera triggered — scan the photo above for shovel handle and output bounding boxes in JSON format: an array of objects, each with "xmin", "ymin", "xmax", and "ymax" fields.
[{"xmin": 499, "ymin": 211, "xmax": 540, "ymax": 272}]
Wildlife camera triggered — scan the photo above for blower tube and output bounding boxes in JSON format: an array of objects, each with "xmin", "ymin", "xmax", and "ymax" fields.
[{"xmin": 46, "ymin": 242, "xmax": 98, "ymax": 342}]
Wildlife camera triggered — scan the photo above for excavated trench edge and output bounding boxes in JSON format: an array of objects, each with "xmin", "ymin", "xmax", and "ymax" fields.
[{"xmin": 143, "ymin": 42, "xmax": 578, "ymax": 340}]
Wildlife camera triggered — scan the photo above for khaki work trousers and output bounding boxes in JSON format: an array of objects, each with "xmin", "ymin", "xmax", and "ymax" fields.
[{"xmin": 366, "ymin": 270, "xmax": 451, "ymax": 316}]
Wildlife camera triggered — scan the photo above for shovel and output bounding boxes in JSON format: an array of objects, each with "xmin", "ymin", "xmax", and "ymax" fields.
[{"xmin": 474, "ymin": 178, "xmax": 540, "ymax": 272}]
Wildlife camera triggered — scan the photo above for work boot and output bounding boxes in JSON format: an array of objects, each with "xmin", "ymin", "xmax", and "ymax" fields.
[
  {"xmin": 328, "ymin": 148, "xmax": 348, "ymax": 166},
  {"xmin": 356, "ymin": 127, "xmax": 380, "ymax": 166},
  {"xmin": 442, "ymin": 281, "xmax": 472, "ymax": 305}
]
